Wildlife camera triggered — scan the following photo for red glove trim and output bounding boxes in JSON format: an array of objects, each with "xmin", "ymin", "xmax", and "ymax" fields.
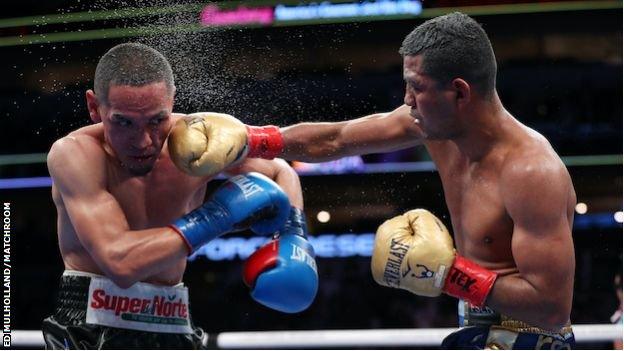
[
  {"xmin": 443, "ymin": 255, "xmax": 497, "ymax": 308},
  {"xmin": 168, "ymin": 225, "xmax": 192, "ymax": 256},
  {"xmin": 246, "ymin": 125, "xmax": 284, "ymax": 159},
  {"xmin": 243, "ymin": 240, "xmax": 279, "ymax": 287}
]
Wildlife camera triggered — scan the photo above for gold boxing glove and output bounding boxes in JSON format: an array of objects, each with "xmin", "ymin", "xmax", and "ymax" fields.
[
  {"xmin": 371, "ymin": 209, "xmax": 497, "ymax": 306},
  {"xmin": 168, "ymin": 113, "xmax": 283, "ymax": 177},
  {"xmin": 168, "ymin": 113, "xmax": 247, "ymax": 176}
]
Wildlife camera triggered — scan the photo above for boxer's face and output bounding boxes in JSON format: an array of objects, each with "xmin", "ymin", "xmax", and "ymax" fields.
[
  {"xmin": 88, "ymin": 81, "xmax": 174, "ymax": 175},
  {"xmin": 402, "ymin": 55, "xmax": 462, "ymax": 140}
]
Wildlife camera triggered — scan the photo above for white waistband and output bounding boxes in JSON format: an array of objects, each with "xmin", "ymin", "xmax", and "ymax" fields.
[
  {"xmin": 63, "ymin": 270, "xmax": 184, "ymax": 288},
  {"xmin": 84, "ymin": 272, "xmax": 192, "ymax": 334}
]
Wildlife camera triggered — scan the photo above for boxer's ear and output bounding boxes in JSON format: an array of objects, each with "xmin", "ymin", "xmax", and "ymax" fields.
[
  {"xmin": 85, "ymin": 89, "xmax": 102, "ymax": 123},
  {"xmin": 451, "ymin": 78, "xmax": 471, "ymax": 108}
]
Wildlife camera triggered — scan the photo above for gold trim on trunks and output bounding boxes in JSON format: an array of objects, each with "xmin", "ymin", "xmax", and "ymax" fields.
[
  {"xmin": 462, "ymin": 300, "xmax": 573, "ymax": 336},
  {"xmin": 499, "ymin": 315, "xmax": 573, "ymax": 336}
]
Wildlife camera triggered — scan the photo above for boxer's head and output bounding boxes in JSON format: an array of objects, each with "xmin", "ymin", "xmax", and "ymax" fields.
[
  {"xmin": 399, "ymin": 12, "xmax": 497, "ymax": 140},
  {"xmin": 86, "ymin": 42, "xmax": 175, "ymax": 175}
]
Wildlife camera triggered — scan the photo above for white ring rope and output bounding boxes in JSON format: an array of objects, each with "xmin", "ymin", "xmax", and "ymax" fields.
[{"xmin": 11, "ymin": 324, "xmax": 623, "ymax": 348}]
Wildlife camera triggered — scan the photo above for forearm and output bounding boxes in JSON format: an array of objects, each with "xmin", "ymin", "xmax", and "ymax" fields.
[
  {"xmin": 100, "ymin": 227, "xmax": 187, "ymax": 288},
  {"xmin": 486, "ymin": 273, "xmax": 571, "ymax": 331},
  {"xmin": 272, "ymin": 160, "xmax": 304, "ymax": 209},
  {"xmin": 279, "ymin": 112, "xmax": 421, "ymax": 162},
  {"xmin": 280, "ymin": 122, "xmax": 349, "ymax": 162}
]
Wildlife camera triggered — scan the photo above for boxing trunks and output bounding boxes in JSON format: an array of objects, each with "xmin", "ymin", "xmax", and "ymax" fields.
[
  {"xmin": 441, "ymin": 300, "xmax": 575, "ymax": 349},
  {"xmin": 42, "ymin": 271, "xmax": 207, "ymax": 349}
]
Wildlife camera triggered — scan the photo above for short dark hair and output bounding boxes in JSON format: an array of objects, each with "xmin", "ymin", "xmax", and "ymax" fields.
[
  {"xmin": 399, "ymin": 12, "xmax": 497, "ymax": 96},
  {"xmin": 94, "ymin": 42, "xmax": 175, "ymax": 104}
]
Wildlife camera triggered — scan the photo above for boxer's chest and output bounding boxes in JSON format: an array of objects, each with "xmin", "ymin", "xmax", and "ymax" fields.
[
  {"xmin": 439, "ymin": 158, "xmax": 515, "ymax": 268},
  {"xmin": 108, "ymin": 157, "xmax": 208, "ymax": 229}
]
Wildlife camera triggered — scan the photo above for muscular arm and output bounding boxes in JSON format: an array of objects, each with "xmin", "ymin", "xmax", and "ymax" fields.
[
  {"xmin": 48, "ymin": 136, "xmax": 188, "ymax": 288},
  {"xmin": 225, "ymin": 158, "xmax": 303, "ymax": 209},
  {"xmin": 486, "ymin": 158, "xmax": 576, "ymax": 331},
  {"xmin": 280, "ymin": 105, "xmax": 423, "ymax": 162}
]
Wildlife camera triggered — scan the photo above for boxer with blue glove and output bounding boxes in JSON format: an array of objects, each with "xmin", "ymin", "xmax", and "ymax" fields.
[
  {"xmin": 243, "ymin": 207, "xmax": 318, "ymax": 313},
  {"xmin": 43, "ymin": 43, "xmax": 311, "ymax": 349}
]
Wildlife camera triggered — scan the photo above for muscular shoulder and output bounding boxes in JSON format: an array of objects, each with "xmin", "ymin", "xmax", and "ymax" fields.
[
  {"xmin": 48, "ymin": 133, "xmax": 108, "ymax": 192},
  {"xmin": 501, "ymin": 130, "xmax": 569, "ymax": 185},
  {"xmin": 500, "ymin": 130, "xmax": 574, "ymax": 220},
  {"xmin": 67, "ymin": 123, "xmax": 104, "ymax": 139},
  {"xmin": 49, "ymin": 133, "xmax": 105, "ymax": 164}
]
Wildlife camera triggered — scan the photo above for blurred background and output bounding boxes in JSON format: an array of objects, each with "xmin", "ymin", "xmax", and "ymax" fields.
[{"xmin": 1, "ymin": 0, "xmax": 622, "ymax": 349}]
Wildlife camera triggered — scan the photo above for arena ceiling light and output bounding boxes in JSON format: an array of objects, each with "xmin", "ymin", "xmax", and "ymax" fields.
[
  {"xmin": 575, "ymin": 202, "xmax": 588, "ymax": 215},
  {"xmin": 317, "ymin": 211, "xmax": 331, "ymax": 223}
]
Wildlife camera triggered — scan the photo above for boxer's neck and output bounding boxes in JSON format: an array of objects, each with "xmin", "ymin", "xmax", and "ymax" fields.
[{"xmin": 451, "ymin": 92, "xmax": 510, "ymax": 162}]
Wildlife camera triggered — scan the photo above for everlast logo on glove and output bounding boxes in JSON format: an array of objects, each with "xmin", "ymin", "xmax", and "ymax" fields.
[
  {"xmin": 290, "ymin": 244, "xmax": 318, "ymax": 272},
  {"xmin": 230, "ymin": 175, "xmax": 264, "ymax": 199},
  {"xmin": 86, "ymin": 277, "xmax": 193, "ymax": 334},
  {"xmin": 382, "ymin": 238, "xmax": 410, "ymax": 287}
]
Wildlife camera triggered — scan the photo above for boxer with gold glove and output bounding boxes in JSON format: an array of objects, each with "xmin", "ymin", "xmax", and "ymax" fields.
[
  {"xmin": 168, "ymin": 112, "xmax": 283, "ymax": 177},
  {"xmin": 371, "ymin": 209, "xmax": 497, "ymax": 308}
]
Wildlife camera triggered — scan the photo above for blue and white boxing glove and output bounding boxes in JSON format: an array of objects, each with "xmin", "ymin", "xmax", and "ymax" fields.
[
  {"xmin": 170, "ymin": 172, "xmax": 291, "ymax": 254},
  {"xmin": 243, "ymin": 207, "xmax": 319, "ymax": 313}
]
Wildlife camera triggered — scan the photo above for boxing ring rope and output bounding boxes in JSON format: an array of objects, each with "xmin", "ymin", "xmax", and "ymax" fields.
[{"xmin": 11, "ymin": 324, "xmax": 623, "ymax": 348}]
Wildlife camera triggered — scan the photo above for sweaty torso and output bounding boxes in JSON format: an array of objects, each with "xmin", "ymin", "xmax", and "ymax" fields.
[
  {"xmin": 432, "ymin": 143, "xmax": 516, "ymax": 273},
  {"xmin": 53, "ymin": 116, "xmax": 209, "ymax": 286},
  {"xmin": 425, "ymin": 119, "xmax": 574, "ymax": 275}
]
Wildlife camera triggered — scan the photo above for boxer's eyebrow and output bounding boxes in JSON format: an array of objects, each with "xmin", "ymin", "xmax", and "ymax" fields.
[
  {"xmin": 111, "ymin": 114, "xmax": 133, "ymax": 127},
  {"xmin": 404, "ymin": 77, "xmax": 422, "ymax": 89},
  {"xmin": 111, "ymin": 113, "xmax": 131, "ymax": 121},
  {"xmin": 146, "ymin": 112, "xmax": 168, "ymax": 125}
]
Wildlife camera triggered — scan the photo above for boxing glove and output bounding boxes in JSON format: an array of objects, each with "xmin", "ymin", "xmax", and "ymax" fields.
[
  {"xmin": 168, "ymin": 113, "xmax": 283, "ymax": 177},
  {"xmin": 170, "ymin": 172, "xmax": 290, "ymax": 254},
  {"xmin": 371, "ymin": 209, "xmax": 497, "ymax": 307},
  {"xmin": 243, "ymin": 207, "xmax": 318, "ymax": 313}
]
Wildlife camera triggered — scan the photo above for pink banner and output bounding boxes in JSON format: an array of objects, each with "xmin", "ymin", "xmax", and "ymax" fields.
[{"xmin": 200, "ymin": 5, "xmax": 274, "ymax": 27}]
